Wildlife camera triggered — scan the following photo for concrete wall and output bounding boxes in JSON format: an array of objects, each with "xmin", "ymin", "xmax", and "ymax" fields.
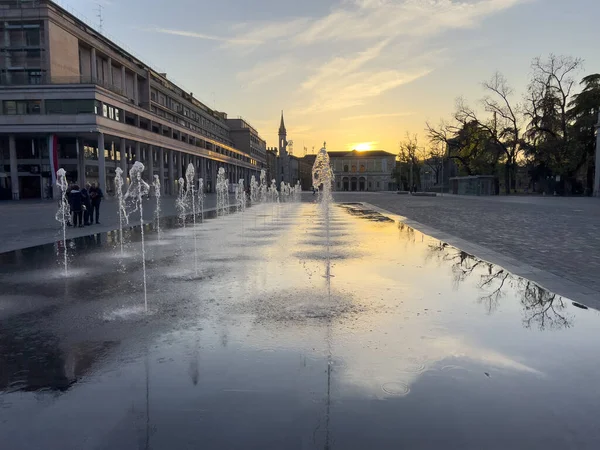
[{"xmin": 48, "ymin": 21, "xmax": 80, "ymax": 79}]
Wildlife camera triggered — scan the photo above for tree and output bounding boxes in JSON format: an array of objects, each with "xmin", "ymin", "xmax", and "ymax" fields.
[
  {"xmin": 423, "ymin": 143, "xmax": 445, "ymax": 186},
  {"xmin": 524, "ymin": 54, "xmax": 583, "ymax": 193},
  {"xmin": 568, "ymin": 74, "xmax": 600, "ymax": 194},
  {"xmin": 397, "ymin": 133, "xmax": 425, "ymax": 190}
]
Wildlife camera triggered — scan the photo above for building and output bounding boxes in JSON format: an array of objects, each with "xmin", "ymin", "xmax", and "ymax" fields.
[
  {"xmin": 328, "ymin": 150, "xmax": 396, "ymax": 191},
  {"xmin": 0, "ymin": 0, "xmax": 264, "ymax": 200}
]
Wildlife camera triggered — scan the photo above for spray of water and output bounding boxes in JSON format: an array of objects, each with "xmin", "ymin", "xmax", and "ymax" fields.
[
  {"xmin": 186, "ymin": 163, "xmax": 198, "ymax": 275},
  {"xmin": 54, "ymin": 168, "xmax": 69, "ymax": 276},
  {"xmin": 259, "ymin": 169, "xmax": 267, "ymax": 204},
  {"xmin": 198, "ymin": 178, "xmax": 205, "ymax": 223},
  {"xmin": 236, "ymin": 179, "xmax": 247, "ymax": 213},
  {"xmin": 216, "ymin": 168, "xmax": 227, "ymax": 217},
  {"xmin": 176, "ymin": 177, "xmax": 187, "ymax": 227},
  {"xmin": 250, "ymin": 175, "xmax": 258, "ymax": 205},
  {"xmin": 115, "ymin": 168, "xmax": 128, "ymax": 255},
  {"xmin": 124, "ymin": 161, "xmax": 150, "ymax": 312},
  {"xmin": 312, "ymin": 145, "xmax": 334, "ymax": 283},
  {"xmin": 153, "ymin": 175, "xmax": 161, "ymax": 240}
]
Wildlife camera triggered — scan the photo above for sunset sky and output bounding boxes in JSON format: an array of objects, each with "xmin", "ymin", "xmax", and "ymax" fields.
[{"xmin": 66, "ymin": 0, "xmax": 599, "ymax": 154}]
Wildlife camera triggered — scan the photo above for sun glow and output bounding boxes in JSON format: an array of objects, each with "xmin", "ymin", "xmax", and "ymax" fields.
[{"xmin": 351, "ymin": 142, "xmax": 374, "ymax": 151}]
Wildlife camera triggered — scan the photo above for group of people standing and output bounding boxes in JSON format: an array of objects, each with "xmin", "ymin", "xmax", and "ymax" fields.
[{"xmin": 66, "ymin": 182, "xmax": 103, "ymax": 228}]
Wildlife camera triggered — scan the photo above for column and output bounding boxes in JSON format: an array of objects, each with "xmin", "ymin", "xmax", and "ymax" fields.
[
  {"xmin": 120, "ymin": 139, "xmax": 127, "ymax": 188},
  {"xmin": 168, "ymin": 149, "xmax": 174, "ymax": 195},
  {"xmin": 133, "ymin": 73, "xmax": 139, "ymax": 105},
  {"xmin": 176, "ymin": 151, "xmax": 183, "ymax": 180},
  {"xmin": 9, "ymin": 135, "xmax": 19, "ymax": 200},
  {"xmin": 595, "ymin": 112, "xmax": 600, "ymax": 197},
  {"xmin": 135, "ymin": 141, "xmax": 141, "ymax": 163},
  {"xmin": 77, "ymin": 138, "xmax": 86, "ymax": 188},
  {"xmin": 159, "ymin": 147, "xmax": 165, "ymax": 195},
  {"xmin": 91, "ymin": 48, "xmax": 97, "ymax": 81},
  {"xmin": 107, "ymin": 57, "xmax": 112, "ymax": 85},
  {"xmin": 148, "ymin": 147, "xmax": 154, "ymax": 188},
  {"xmin": 97, "ymin": 133, "xmax": 106, "ymax": 193}
]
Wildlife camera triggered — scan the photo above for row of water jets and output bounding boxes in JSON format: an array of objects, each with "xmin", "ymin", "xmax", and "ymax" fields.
[{"xmin": 55, "ymin": 162, "xmax": 304, "ymax": 312}]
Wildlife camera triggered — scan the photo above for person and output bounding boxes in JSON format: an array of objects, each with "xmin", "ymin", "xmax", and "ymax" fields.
[
  {"xmin": 69, "ymin": 184, "xmax": 84, "ymax": 228},
  {"xmin": 81, "ymin": 183, "xmax": 92, "ymax": 225},
  {"xmin": 89, "ymin": 182, "xmax": 103, "ymax": 224}
]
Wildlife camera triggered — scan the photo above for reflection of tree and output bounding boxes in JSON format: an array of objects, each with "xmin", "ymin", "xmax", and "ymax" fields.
[
  {"xmin": 519, "ymin": 279, "xmax": 571, "ymax": 330},
  {"xmin": 427, "ymin": 242, "xmax": 573, "ymax": 330}
]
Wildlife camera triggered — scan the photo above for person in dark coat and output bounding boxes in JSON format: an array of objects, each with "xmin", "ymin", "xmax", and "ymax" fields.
[
  {"xmin": 89, "ymin": 182, "xmax": 104, "ymax": 224},
  {"xmin": 81, "ymin": 183, "xmax": 92, "ymax": 226},
  {"xmin": 69, "ymin": 184, "xmax": 84, "ymax": 228}
]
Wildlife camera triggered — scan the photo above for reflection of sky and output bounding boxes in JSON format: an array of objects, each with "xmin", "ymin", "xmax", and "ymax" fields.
[{"xmin": 3, "ymin": 202, "xmax": 600, "ymax": 447}]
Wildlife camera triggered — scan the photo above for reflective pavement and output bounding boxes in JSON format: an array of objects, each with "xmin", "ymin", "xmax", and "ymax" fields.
[{"xmin": 1, "ymin": 202, "xmax": 599, "ymax": 449}]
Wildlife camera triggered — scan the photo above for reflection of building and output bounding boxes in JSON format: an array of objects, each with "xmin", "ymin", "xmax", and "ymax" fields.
[
  {"xmin": 0, "ymin": 0, "xmax": 264, "ymax": 199},
  {"xmin": 329, "ymin": 150, "xmax": 396, "ymax": 191}
]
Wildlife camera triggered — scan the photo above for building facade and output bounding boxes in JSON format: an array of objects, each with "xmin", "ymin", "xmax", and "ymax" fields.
[
  {"xmin": 328, "ymin": 150, "xmax": 396, "ymax": 191},
  {"xmin": 0, "ymin": 0, "xmax": 264, "ymax": 200}
]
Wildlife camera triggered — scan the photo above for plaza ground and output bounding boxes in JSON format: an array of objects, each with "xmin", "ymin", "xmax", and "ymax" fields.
[{"xmin": 1, "ymin": 192, "xmax": 598, "ymax": 306}]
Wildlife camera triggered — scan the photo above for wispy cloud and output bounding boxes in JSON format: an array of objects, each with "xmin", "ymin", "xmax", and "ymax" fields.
[
  {"xmin": 148, "ymin": 27, "xmax": 261, "ymax": 45},
  {"xmin": 340, "ymin": 112, "xmax": 414, "ymax": 121},
  {"xmin": 237, "ymin": 57, "xmax": 294, "ymax": 88}
]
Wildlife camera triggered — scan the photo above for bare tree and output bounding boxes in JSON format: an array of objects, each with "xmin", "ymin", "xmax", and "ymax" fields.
[{"xmin": 524, "ymin": 54, "xmax": 583, "ymax": 180}]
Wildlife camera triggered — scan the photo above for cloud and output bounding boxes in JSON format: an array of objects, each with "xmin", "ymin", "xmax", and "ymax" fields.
[
  {"xmin": 237, "ymin": 57, "xmax": 294, "ymax": 88},
  {"xmin": 340, "ymin": 112, "xmax": 414, "ymax": 121},
  {"xmin": 148, "ymin": 27, "xmax": 261, "ymax": 45}
]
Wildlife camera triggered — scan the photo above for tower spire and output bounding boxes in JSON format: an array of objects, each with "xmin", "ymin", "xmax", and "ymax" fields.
[{"xmin": 279, "ymin": 110, "xmax": 286, "ymax": 136}]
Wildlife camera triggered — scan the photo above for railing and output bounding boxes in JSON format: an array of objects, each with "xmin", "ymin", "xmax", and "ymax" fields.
[{"xmin": 0, "ymin": 73, "xmax": 128, "ymax": 98}]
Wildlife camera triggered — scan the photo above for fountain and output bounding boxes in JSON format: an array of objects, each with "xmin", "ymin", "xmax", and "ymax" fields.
[
  {"xmin": 54, "ymin": 168, "xmax": 70, "ymax": 276},
  {"xmin": 176, "ymin": 177, "xmax": 187, "ymax": 227},
  {"xmin": 153, "ymin": 175, "xmax": 161, "ymax": 240},
  {"xmin": 312, "ymin": 144, "xmax": 335, "ymax": 282},
  {"xmin": 259, "ymin": 169, "xmax": 267, "ymax": 203},
  {"xmin": 250, "ymin": 175, "xmax": 258, "ymax": 205},
  {"xmin": 216, "ymin": 167, "xmax": 227, "ymax": 217},
  {"xmin": 124, "ymin": 161, "xmax": 150, "ymax": 312},
  {"xmin": 198, "ymin": 178, "xmax": 205, "ymax": 223},
  {"xmin": 186, "ymin": 163, "xmax": 198, "ymax": 275},
  {"xmin": 114, "ymin": 167, "xmax": 128, "ymax": 255},
  {"xmin": 236, "ymin": 179, "xmax": 246, "ymax": 213}
]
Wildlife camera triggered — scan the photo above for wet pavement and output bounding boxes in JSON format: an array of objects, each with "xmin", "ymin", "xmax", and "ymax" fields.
[{"xmin": 1, "ymin": 201, "xmax": 600, "ymax": 449}]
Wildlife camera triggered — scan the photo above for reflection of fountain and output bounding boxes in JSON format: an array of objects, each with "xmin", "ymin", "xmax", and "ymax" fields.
[
  {"xmin": 124, "ymin": 162, "xmax": 150, "ymax": 312},
  {"xmin": 153, "ymin": 175, "xmax": 161, "ymax": 240},
  {"xmin": 55, "ymin": 168, "xmax": 69, "ymax": 276}
]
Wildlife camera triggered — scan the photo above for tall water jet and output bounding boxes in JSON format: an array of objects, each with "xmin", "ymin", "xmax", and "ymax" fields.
[
  {"xmin": 259, "ymin": 169, "xmax": 267, "ymax": 203},
  {"xmin": 216, "ymin": 168, "xmax": 227, "ymax": 217},
  {"xmin": 198, "ymin": 178, "xmax": 205, "ymax": 223},
  {"xmin": 312, "ymin": 144, "xmax": 334, "ymax": 282},
  {"xmin": 250, "ymin": 175, "xmax": 258, "ymax": 204},
  {"xmin": 54, "ymin": 168, "xmax": 69, "ymax": 276},
  {"xmin": 115, "ymin": 167, "xmax": 128, "ymax": 255},
  {"xmin": 124, "ymin": 162, "xmax": 150, "ymax": 312},
  {"xmin": 176, "ymin": 177, "xmax": 187, "ymax": 227},
  {"xmin": 186, "ymin": 163, "xmax": 198, "ymax": 275},
  {"xmin": 236, "ymin": 179, "xmax": 246, "ymax": 213},
  {"xmin": 153, "ymin": 175, "xmax": 161, "ymax": 240}
]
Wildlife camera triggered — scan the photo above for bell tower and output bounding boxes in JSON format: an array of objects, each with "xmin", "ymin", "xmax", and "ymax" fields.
[{"xmin": 278, "ymin": 110, "xmax": 290, "ymax": 183}]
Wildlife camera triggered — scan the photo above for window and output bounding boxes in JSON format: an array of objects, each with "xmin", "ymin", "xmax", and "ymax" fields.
[
  {"xmin": 102, "ymin": 104, "xmax": 108, "ymax": 117},
  {"xmin": 4, "ymin": 100, "xmax": 41, "ymax": 115},
  {"xmin": 4, "ymin": 101, "xmax": 16, "ymax": 115},
  {"xmin": 351, "ymin": 165, "xmax": 357, "ymax": 173},
  {"xmin": 360, "ymin": 164, "xmax": 365, "ymax": 173},
  {"xmin": 25, "ymin": 29, "xmax": 40, "ymax": 47},
  {"xmin": 28, "ymin": 71, "xmax": 42, "ymax": 84},
  {"xmin": 377, "ymin": 182, "xmax": 380, "ymax": 188},
  {"xmin": 108, "ymin": 106, "xmax": 114, "ymax": 120},
  {"xmin": 343, "ymin": 164, "xmax": 349, "ymax": 172}
]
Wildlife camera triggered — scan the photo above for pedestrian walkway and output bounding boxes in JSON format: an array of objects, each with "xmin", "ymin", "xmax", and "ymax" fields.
[{"xmin": 0, "ymin": 193, "xmax": 232, "ymax": 254}]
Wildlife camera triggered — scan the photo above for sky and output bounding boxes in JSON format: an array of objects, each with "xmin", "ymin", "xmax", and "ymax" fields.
[{"xmin": 62, "ymin": 0, "xmax": 600, "ymax": 154}]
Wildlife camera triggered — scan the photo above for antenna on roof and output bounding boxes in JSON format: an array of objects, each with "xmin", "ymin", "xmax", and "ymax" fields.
[{"xmin": 96, "ymin": 3, "xmax": 103, "ymax": 34}]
